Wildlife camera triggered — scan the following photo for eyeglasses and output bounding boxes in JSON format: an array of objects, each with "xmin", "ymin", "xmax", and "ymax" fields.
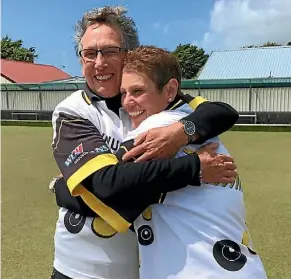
[{"xmin": 79, "ymin": 47, "xmax": 128, "ymax": 62}]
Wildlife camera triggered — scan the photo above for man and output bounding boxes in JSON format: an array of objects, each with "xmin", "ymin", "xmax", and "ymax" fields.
[{"xmin": 50, "ymin": 6, "xmax": 239, "ymax": 279}]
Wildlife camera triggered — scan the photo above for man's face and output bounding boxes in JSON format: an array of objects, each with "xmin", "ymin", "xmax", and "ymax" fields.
[{"xmin": 80, "ymin": 23, "xmax": 126, "ymax": 98}]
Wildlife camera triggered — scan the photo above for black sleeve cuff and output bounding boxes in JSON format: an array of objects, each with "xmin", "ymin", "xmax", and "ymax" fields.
[{"xmin": 183, "ymin": 101, "xmax": 239, "ymax": 144}]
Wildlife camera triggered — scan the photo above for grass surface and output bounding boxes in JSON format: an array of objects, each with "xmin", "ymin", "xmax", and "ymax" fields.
[{"xmin": 1, "ymin": 127, "xmax": 291, "ymax": 279}]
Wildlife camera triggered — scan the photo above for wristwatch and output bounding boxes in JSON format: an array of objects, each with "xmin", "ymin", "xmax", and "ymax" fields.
[{"xmin": 179, "ymin": 119, "xmax": 196, "ymax": 143}]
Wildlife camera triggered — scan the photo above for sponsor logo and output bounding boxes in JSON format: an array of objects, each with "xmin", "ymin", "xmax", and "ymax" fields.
[
  {"xmin": 102, "ymin": 134, "xmax": 120, "ymax": 152},
  {"xmin": 65, "ymin": 144, "xmax": 109, "ymax": 167},
  {"xmin": 65, "ymin": 144, "xmax": 84, "ymax": 167}
]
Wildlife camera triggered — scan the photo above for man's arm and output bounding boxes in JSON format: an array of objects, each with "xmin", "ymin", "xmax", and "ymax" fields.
[
  {"xmin": 53, "ymin": 139, "xmax": 236, "ymax": 226},
  {"xmin": 122, "ymin": 95, "xmax": 239, "ymax": 162}
]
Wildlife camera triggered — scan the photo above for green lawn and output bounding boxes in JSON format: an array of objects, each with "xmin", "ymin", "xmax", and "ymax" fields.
[{"xmin": 1, "ymin": 126, "xmax": 291, "ymax": 279}]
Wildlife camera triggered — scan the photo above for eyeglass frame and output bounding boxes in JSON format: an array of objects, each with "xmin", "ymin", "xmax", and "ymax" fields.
[{"xmin": 78, "ymin": 46, "xmax": 128, "ymax": 62}]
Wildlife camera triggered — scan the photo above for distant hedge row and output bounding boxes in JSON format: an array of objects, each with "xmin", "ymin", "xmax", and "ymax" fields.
[
  {"xmin": 1, "ymin": 120, "xmax": 52, "ymax": 127},
  {"xmin": 2, "ymin": 120, "xmax": 291, "ymax": 132}
]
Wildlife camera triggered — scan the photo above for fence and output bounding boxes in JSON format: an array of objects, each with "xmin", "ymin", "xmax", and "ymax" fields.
[{"xmin": 1, "ymin": 78, "xmax": 291, "ymax": 122}]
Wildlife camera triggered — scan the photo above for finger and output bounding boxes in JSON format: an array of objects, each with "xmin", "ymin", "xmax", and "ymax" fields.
[
  {"xmin": 223, "ymin": 162, "xmax": 237, "ymax": 170},
  {"xmin": 134, "ymin": 151, "xmax": 154, "ymax": 162},
  {"xmin": 216, "ymin": 154, "xmax": 234, "ymax": 163},
  {"xmin": 222, "ymin": 170, "xmax": 238, "ymax": 178},
  {"xmin": 134, "ymin": 132, "xmax": 147, "ymax": 146},
  {"xmin": 122, "ymin": 145, "xmax": 146, "ymax": 161}
]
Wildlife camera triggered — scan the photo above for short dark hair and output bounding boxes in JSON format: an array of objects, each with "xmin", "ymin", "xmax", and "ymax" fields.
[{"xmin": 123, "ymin": 45, "xmax": 182, "ymax": 94}]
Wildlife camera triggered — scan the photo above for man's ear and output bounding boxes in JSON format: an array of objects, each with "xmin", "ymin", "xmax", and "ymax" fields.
[
  {"xmin": 163, "ymin": 78, "xmax": 179, "ymax": 101},
  {"xmin": 80, "ymin": 59, "xmax": 86, "ymax": 77}
]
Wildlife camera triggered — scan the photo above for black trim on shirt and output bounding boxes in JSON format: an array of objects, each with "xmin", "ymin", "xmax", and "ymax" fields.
[
  {"xmin": 84, "ymin": 83, "xmax": 121, "ymax": 116},
  {"xmin": 183, "ymin": 100, "xmax": 239, "ymax": 144}
]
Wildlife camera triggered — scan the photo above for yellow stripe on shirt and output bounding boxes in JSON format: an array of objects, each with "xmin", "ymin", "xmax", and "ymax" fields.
[
  {"xmin": 77, "ymin": 185, "xmax": 131, "ymax": 232},
  {"xmin": 189, "ymin": 96, "xmax": 207, "ymax": 110},
  {"xmin": 67, "ymin": 153, "xmax": 118, "ymax": 196},
  {"xmin": 66, "ymin": 153, "xmax": 131, "ymax": 232}
]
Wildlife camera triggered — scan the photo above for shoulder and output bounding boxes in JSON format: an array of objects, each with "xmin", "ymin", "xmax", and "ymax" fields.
[
  {"xmin": 53, "ymin": 90, "xmax": 89, "ymax": 120},
  {"xmin": 54, "ymin": 90, "xmax": 84, "ymax": 110},
  {"xmin": 142, "ymin": 110, "xmax": 187, "ymax": 128},
  {"xmin": 125, "ymin": 110, "xmax": 188, "ymax": 141}
]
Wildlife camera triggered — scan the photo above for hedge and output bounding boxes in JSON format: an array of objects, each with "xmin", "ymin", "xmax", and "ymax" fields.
[
  {"xmin": 1, "ymin": 120, "xmax": 291, "ymax": 132},
  {"xmin": 1, "ymin": 120, "xmax": 52, "ymax": 127}
]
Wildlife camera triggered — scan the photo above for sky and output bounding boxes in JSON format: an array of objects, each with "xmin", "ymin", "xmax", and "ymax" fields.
[{"xmin": 2, "ymin": 0, "xmax": 291, "ymax": 76}]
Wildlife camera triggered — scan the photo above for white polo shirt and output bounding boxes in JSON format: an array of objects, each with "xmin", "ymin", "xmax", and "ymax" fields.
[
  {"xmin": 52, "ymin": 90, "xmax": 139, "ymax": 279},
  {"xmin": 122, "ymin": 107, "xmax": 268, "ymax": 279}
]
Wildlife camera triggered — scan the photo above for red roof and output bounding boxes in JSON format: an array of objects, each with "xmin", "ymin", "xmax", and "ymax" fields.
[{"xmin": 1, "ymin": 59, "xmax": 71, "ymax": 83}]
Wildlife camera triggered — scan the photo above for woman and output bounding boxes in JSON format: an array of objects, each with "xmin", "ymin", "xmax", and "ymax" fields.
[
  {"xmin": 53, "ymin": 45, "xmax": 267, "ymax": 279},
  {"xmin": 116, "ymin": 46, "xmax": 268, "ymax": 279}
]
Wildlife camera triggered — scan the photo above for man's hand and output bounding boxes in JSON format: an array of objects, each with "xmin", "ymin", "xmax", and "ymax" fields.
[
  {"xmin": 198, "ymin": 151, "xmax": 237, "ymax": 184},
  {"xmin": 48, "ymin": 174, "xmax": 63, "ymax": 193},
  {"xmin": 122, "ymin": 122, "xmax": 193, "ymax": 162}
]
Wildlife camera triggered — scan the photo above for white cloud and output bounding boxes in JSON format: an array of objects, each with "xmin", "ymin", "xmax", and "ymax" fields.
[{"xmin": 202, "ymin": 0, "xmax": 291, "ymax": 51}]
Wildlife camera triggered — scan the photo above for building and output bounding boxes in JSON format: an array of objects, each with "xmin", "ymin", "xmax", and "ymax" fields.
[
  {"xmin": 1, "ymin": 59, "xmax": 71, "ymax": 84},
  {"xmin": 197, "ymin": 46, "xmax": 291, "ymax": 80},
  {"xmin": 1, "ymin": 47, "xmax": 290, "ymax": 123},
  {"xmin": 181, "ymin": 46, "xmax": 291, "ymax": 124}
]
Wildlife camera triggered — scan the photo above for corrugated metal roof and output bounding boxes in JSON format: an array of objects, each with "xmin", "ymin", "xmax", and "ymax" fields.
[{"xmin": 198, "ymin": 46, "xmax": 291, "ymax": 80}]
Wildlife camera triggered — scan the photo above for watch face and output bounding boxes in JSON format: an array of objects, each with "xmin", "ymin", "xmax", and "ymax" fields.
[{"xmin": 185, "ymin": 121, "xmax": 196, "ymax": 135}]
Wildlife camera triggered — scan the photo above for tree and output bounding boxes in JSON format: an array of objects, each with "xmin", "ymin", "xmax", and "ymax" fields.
[
  {"xmin": 262, "ymin": 41, "xmax": 282, "ymax": 47},
  {"xmin": 172, "ymin": 44, "xmax": 208, "ymax": 79},
  {"xmin": 242, "ymin": 44, "xmax": 258, "ymax": 49},
  {"xmin": 1, "ymin": 35, "xmax": 38, "ymax": 62},
  {"xmin": 243, "ymin": 41, "xmax": 283, "ymax": 48}
]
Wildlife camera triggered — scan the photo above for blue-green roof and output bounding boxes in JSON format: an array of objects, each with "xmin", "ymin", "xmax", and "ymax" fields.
[{"xmin": 198, "ymin": 46, "xmax": 291, "ymax": 80}]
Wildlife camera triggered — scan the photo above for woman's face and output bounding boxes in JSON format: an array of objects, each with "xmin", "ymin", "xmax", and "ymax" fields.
[{"xmin": 120, "ymin": 72, "xmax": 171, "ymax": 128}]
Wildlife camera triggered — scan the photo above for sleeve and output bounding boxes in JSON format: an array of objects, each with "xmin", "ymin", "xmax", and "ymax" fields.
[
  {"xmin": 53, "ymin": 176, "xmax": 96, "ymax": 218},
  {"xmin": 52, "ymin": 109, "xmax": 201, "ymax": 232},
  {"xmin": 52, "ymin": 111, "xmax": 118, "ymax": 196},
  {"xmin": 183, "ymin": 95, "xmax": 239, "ymax": 144}
]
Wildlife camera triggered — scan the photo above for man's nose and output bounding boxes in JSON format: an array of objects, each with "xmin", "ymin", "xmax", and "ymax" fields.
[{"xmin": 94, "ymin": 53, "xmax": 107, "ymax": 69}]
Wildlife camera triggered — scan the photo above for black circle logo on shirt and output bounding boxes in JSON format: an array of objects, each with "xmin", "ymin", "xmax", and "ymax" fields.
[
  {"xmin": 213, "ymin": 239, "xmax": 247, "ymax": 271},
  {"xmin": 64, "ymin": 210, "xmax": 86, "ymax": 234},
  {"xmin": 137, "ymin": 225, "xmax": 154, "ymax": 246}
]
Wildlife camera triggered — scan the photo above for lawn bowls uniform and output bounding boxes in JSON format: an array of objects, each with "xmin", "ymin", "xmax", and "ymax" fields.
[
  {"xmin": 121, "ymin": 107, "xmax": 268, "ymax": 279},
  {"xmin": 51, "ymin": 88, "xmax": 139, "ymax": 279}
]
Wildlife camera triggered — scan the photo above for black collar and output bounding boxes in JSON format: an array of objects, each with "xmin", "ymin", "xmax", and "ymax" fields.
[
  {"xmin": 83, "ymin": 83, "xmax": 121, "ymax": 115},
  {"xmin": 165, "ymin": 94, "xmax": 185, "ymax": 110}
]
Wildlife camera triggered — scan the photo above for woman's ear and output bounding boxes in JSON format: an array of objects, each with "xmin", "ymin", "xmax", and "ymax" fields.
[{"xmin": 163, "ymin": 78, "xmax": 179, "ymax": 102}]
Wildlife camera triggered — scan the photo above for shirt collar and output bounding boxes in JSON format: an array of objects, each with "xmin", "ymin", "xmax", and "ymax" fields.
[
  {"xmin": 165, "ymin": 95, "xmax": 184, "ymax": 111},
  {"xmin": 83, "ymin": 83, "xmax": 102, "ymax": 102}
]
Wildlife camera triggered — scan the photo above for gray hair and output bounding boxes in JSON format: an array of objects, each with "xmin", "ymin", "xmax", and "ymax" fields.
[{"xmin": 74, "ymin": 5, "xmax": 140, "ymax": 56}]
